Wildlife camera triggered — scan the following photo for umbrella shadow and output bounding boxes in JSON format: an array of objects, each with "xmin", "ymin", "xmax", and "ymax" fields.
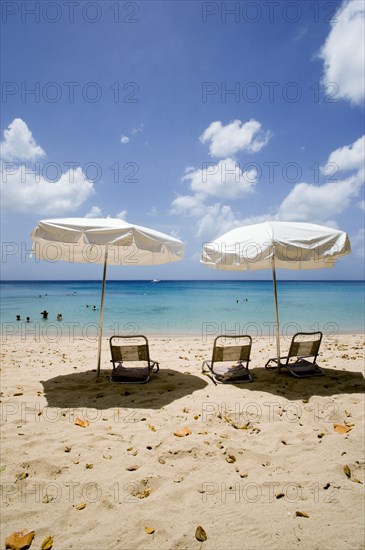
[
  {"xmin": 41, "ymin": 368, "xmax": 208, "ymax": 410},
  {"xmin": 242, "ymin": 367, "xmax": 365, "ymax": 400}
]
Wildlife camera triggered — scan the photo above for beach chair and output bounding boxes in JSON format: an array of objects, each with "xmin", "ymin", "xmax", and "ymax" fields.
[
  {"xmin": 202, "ymin": 335, "xmax": 253, "ymax": 384},
  {"xmin": 265, "ymin": 331, "xmax": 324, "ymax": 378},
  {"xmin": 109, "ymin": 335, "xmax": 159, "ymax": 384}
]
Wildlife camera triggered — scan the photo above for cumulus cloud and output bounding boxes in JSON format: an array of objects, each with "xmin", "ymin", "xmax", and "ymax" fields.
[
  {"xmin": 120, "ymin": 135, "xmax": 130, "ymax": 144},
  {"xmin": 196, "ymin": 206, "xmax": 268, "ymax": 239},
  {"xmin": 277, "ymin": 173, "xmax": 363, "ymax": 224},
  {"xmin": 170, "ymin": 193, "xmax": 206, "ymax": 218},
  {"xmin": 1, "ymin": 118, "xmax": 45, "ymax": 161},
  {"xmin": 85, "ymin": 206, "xmax": 103, "ymax": 218},
  {"xmin": 1, "ymin": 165, "xmax": 95, "ymax": 215},
  {"xmin": 200, "ymin": 119, "xmax": 271, "ymax": 158},
  {"xmin": 323, "ymin": 135, "xmax": 365, "ymax": 174},
  {"xmin": 115, "ymin": 209, "xmax": 127, "ymax": 219},
  {"xmin": 0, "ymin": 118, "xmax": 95, "ymax": 214},
  {"xmin": 351, "ymin": 227, "xmax": 365, "ymax": 257},
  {"xmin": 320, "ymin": 0, "xmax": 365, "ymax": 106},
  {"xmin": 183, "ymin": 158, "xmax": 257, "ymax": 199}
]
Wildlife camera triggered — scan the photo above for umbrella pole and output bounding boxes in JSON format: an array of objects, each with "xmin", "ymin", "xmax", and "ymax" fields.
[
  {"xmin": 271, "ymin": 260, "xmax": 281, "ymax": 371},
  {"xmin": 96, "ymin": 245, "xmax": 108, "ymax": 378}
]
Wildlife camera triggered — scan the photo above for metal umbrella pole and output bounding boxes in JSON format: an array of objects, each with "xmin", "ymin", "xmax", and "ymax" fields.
[
  {"xmin": 96, "ymin": 244, "xmax": 109, "ymax": 378},
  {"xmin": 271, "ymin": 258, "xmax": 281, "ymax": 369}
]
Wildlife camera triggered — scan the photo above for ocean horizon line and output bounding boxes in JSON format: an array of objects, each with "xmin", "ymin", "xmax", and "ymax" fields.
[{"xmin": 2, "ymin": 279, "xmax": 364, "ymax": 283}]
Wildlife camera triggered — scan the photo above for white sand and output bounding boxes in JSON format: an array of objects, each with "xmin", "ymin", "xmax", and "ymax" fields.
[{"xmin": 1, "ymin": 333, "xmax": 364, "ymax": 550}]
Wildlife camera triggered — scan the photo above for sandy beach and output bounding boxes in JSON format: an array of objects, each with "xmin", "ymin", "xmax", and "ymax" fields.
[{"xmin": 1, "ymin": 333, "xmax": 364, "ymax": 550}]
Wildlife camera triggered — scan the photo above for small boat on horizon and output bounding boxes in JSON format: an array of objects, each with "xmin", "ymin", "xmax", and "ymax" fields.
[{"xmin": 151, "ymin": 279, "xmax": 160, "ymax": 283}]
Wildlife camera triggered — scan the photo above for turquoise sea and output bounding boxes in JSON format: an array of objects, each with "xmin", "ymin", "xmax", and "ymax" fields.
[{"xmin": 0, "ymin": 280, "xmax": 364, "ymax": 340}]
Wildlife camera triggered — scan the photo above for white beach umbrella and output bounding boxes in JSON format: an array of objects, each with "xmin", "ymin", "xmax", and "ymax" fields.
[
  {"xmin": 201, "ymin": 220, "xmax": 351, "ymax": 366},
  {"xmin": 31, "ymin": 217, "xmax": 184, "ymax": 376}
]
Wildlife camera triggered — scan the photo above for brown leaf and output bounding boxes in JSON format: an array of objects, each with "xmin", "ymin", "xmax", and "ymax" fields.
[
  {"xmin": 144, "ymin": 527, "xmax": 155, "ymax": 535},
  {"xmin": 74, "ymin": 418, "xmax": 89, "ymax": 428},
  {"xmin": 226, "ymin": 454, "xmax": 236, "ymax": 463},
  {"xmin": 174, "ymin": 427, "xmax": 192, "ymax": 437},
  {"xmin": 295, "ymin": 511, "xmax": 309, "ymax": 518},
  {"xmin": 276, "ymin": 493, "xmax": 285, "ymax": 499},
  {"xmin": 148, "ymin": 424, "xmax": 156, "ymax": 432},
  {"xmin": 334, "ymin": 423, "xmax": 351, "ymax": 434},
  {"xmin": 76, "ymin": 502, "xmax": 86, "ymax": 510},
  {"xmin": 352, "ymin": 478, "xmax": 363, "ymax": 484},
  {"xmin": 85, "ymin": 464, "xmax": 93, "ymax": 469},
  {"xmin": 343, "ymin": 465, "xmax": 351, "ymax": 478},
  {"xmin": 40, "ymin": 536, "xmax": 53, "ymax": 550},
  {"xmin": 195, "ymin": 525, "xmax": 207, "ymax": 542},
  {"xmin": 64, "ymin": 446, "xmax": 71, "ymax": 453},
  {"xmin": 5, "ymin": 530, "xmax": 35, "ymax": 550}
]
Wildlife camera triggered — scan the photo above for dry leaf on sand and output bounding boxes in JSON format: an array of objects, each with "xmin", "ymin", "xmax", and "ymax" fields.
[
  {"xmin": 195, "ymin": 525, "xmax": 207, "ymax": 541},
  {"xmin": 295, "ymin": 511, "xmax": 309, "ymax": 518},
  {"xmin": 40, "ymin": 536, "xmax": 53, "ymax": 550},
  {"xmin": 144, "ymin": 527, "xmax": 155, "ymax": 535},
  {"xmin": 5, "ymin": 530, "xmax": 35, "ymax": 550},
  {"xmin": 343, "ymin": 465, "xmax": 351, "ymax": 478},
  {"xmin": 226, "ymin": 455, "xmax": 236, "ymax": 463},
  {"xmin": 174, "ymin": 427, "xmax": 192, "ymax": 437},
  {"xmin": 334, "ymin": 424, "xmax": 351, "ymax": 434},
  {"xmin": 74, "ymin": 418, "xmax": 89, "ymax": 428},
  {"xmin": 76, "ymin": 502, "xmax": 86, "ymax": 510}
]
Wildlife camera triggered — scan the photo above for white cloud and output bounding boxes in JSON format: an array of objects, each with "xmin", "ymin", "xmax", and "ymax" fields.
[
  {"xmin": 85, "ymin": 206, "xmax": 103, "ymax": 218},
  {"xmin": 115, "ymin": 209, "xmax": 127, "ymax": 219},
  {"xmin": 358, "ymin": 199, "xmax": 365, "ymax": 211},
  {"xmin": 120, "ymin": 135, "xmax": 130, "ymax": 144},
  {"xmin": 1, "ymin": 165, "xmax": 94, "ymax": 215},
  {"xmin": 183, "ymin": 158, "xmax": 257, "ymax": 199},
  {"xmin": 0, "ymin": 118, "xmax": 95, "ymax": 214},
  {"xmin": 200, "ymin": 119, "xmax": 271, "ymax": 158},
  {"xmin": 277, "ymin": 173, "xmax": 363, "ymax": 223},
  {"xmin": 351, "ymin": 228, "xmax": 365, "ymax": 257},
  {"xmin": 323, "ymin": 135, "xmax": 365, "ymax": 174},
  {"xmin": 196, "ymin": 206, "xmax": 268, "ymax": 239},
  {"xmin": 170, "ymin": 193, "xmax": 206, "ymax": 217},
  {"xmin": 320, "ymin": 0, "xmax": 365, "ymax": 106},
  {"xmin": 0, "ymin": 118, "xmax": 45, "ymax": 161},
  {"xmin": 131, "ymin": 124, "xmax": 144, "ymax": 135}
]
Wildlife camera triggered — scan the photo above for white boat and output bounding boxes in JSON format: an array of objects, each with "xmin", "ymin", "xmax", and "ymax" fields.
[{"xmin": 151, "ymin": 279, "xmax": 160, "ymax": 283}]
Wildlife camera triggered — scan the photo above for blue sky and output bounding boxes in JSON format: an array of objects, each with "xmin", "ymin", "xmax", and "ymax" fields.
[{"xmin": 1, "ymin": 0, "xmax": 364, "ymax": 280}]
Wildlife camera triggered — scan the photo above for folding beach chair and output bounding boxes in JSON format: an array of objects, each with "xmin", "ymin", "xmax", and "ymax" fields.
[
  {"xmin": 265, "ymin": 331, "xmax": 324, "ymax": 378},
  {"xmin": 202, "ymin": 335, "xmax": 253, "ymax": 384},
  {"xmin": 109, "ymin": 335, "xmax": 159, "ymax": 384}
]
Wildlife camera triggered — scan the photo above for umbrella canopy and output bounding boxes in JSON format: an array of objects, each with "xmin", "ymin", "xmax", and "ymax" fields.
[
  {"xmin": 31, "ymin": 217, "xmax": 184, "ymax": 376},
  {"xmin": 201, "ymin": 221, "xmax": 351, "ymax": 365}
]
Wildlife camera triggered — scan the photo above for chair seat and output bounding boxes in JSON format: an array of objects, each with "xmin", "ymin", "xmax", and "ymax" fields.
[
  {"xmin": 285, "ymin": 359, "xmax": 325, "ymax": 378},
  {"xmin": 110, "ymin": 365, "xmax": 150, "ymax": 384},
  {"xmin": 203, "ymin": 360, "xmax": 252, "ymax": 383}
]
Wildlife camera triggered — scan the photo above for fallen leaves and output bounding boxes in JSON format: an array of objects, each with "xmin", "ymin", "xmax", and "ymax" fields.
[
  {"xmin": 174, "ymin": 427, "xmax": 192, "ymax": 437},
  {"xmin": 5, "ymin": 530, "xmax": 35, "ymax": 550},
  {"xmin": 74, "ymin": 418, "xmax": 89, "ymax": 428},
  {"xmin": 144, "ymin": 527, "xmax": 155, "ymax": 535},
  {"xmin": 334, "ymin": 424, "xmax": 351, "ymax": 434},
  {"xmin": 295, "ymin": 511, "xmax": 309, "ymax": 518},
  {"xmin": 343, "ymin": 465, "xmax": 351, "ymax": 478},
  {"xmin": 76, "ymin": 502, "xmax": 86, "ymax": 510},
  {"xmin": 225, "ymin": 454, "xmax": 236, "ymax": 463},
  {"xmin": 40, "ymin": 536, "xmax": 53, "ymax": 550},
  {"xmin": 195, "ymin": 525, "xmax": 207, "ymax": 542}
]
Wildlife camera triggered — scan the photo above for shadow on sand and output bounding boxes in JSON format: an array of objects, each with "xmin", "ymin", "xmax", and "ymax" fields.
[
  {"xmin": 41, "ymin": 365, "xmax": 364, "ymax": 410},
  {"xmin": 41, "ymin": 368, "xmax": 208, "ymax": 410},
  {"xmin": 223, "ymin": 366, "xmax": 365, "ymax": 401}
]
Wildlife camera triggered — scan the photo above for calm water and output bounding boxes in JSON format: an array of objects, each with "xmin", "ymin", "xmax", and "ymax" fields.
[{"xmin": 0, "ymin": 280, "xmax": 364, "ymax": 339}]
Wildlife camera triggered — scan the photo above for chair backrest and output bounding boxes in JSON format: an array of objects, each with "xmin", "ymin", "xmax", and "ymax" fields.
[
  {"xmin": 286, "ymin": 332, "xmax": 323, "ymax": 364},
  {"xmin": 211, "ymin": 335, "xmax": 252, "ymax": 365},
  {"xmin": 110, "ymin": 335, "xmax": 151, "ymax": 365}
]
